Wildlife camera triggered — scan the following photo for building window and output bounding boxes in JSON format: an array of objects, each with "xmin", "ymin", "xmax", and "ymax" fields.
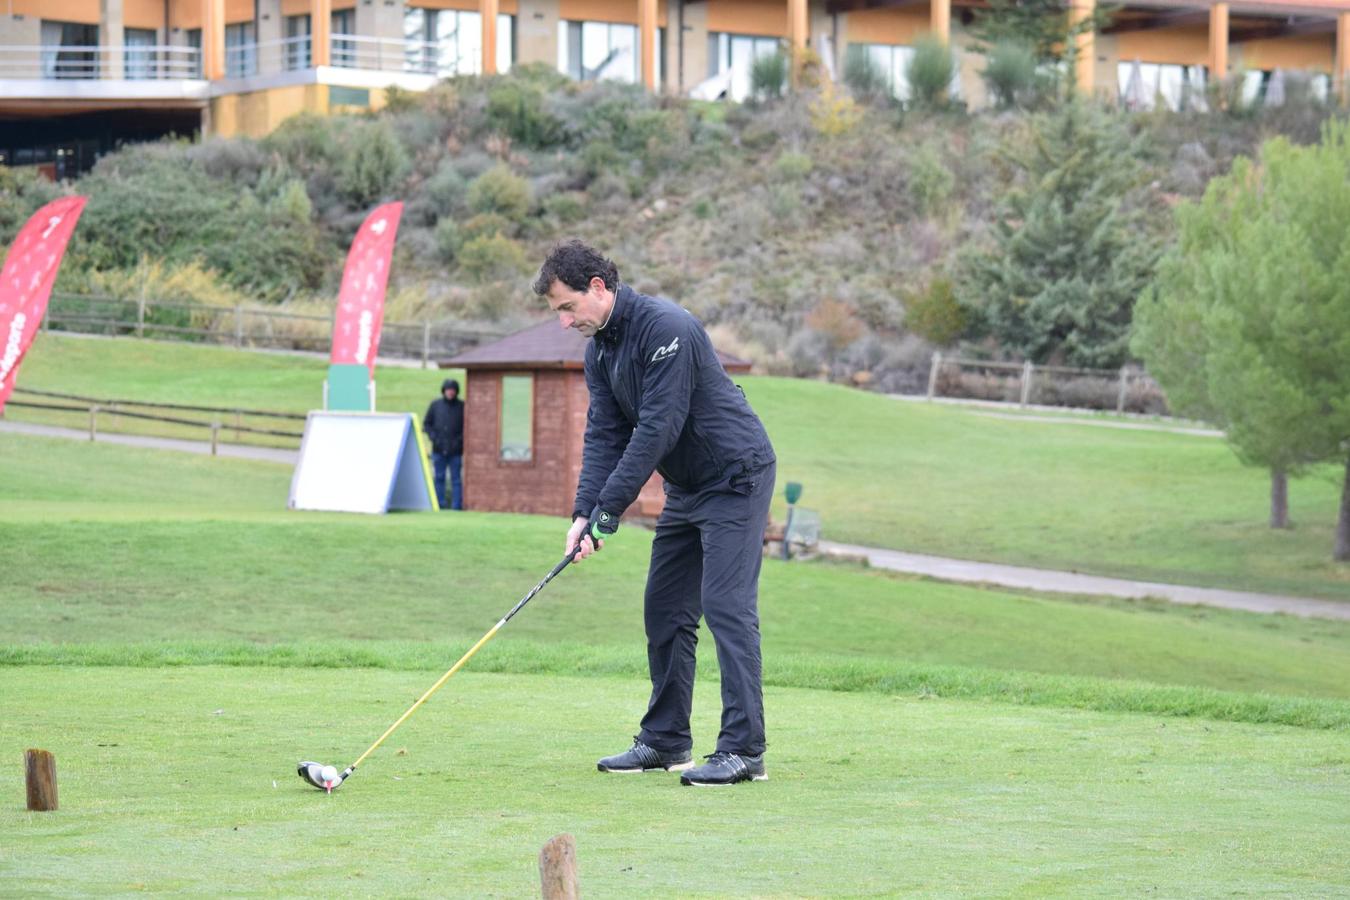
[
  {"xmin": 1118, "ymin": 62, "xmax": 1206, "ymax": 111},
  {"xmin": 124, "ymin": 27, "xmax": 157, "ymax": 79},
  {"xmin": 331, "ymin": 10, "xmax": 355, "ymax": 67},
  {"xmin": 404, "ymin": 8, "xmax": 514, "ymax": 76},
  {"xmin": 1237, "ymin": 69, "xmax": 1330, "ymax": 106},
  {"xmin": 558, "ymin": 20, "xmax": 644, "ymax": 83},
  {"xmin": 500, "ymin": 375, "xmax": 534, "ymax": 462},
  {"xmin": 708, "ymin": 32, "xmax": 782, "ymax": 101},
  {"xmin": 285, "ymin": 15, "xmax": 311, "ymax": 70},
  {"xmin": 40, "ymin": 21, "xmax": 99, "ymax": 80},
  {"xmin": 185, "ymin": 29, "xmax": 202, "ymax": 77},
  {"xmin": 225, "ymin": 22, "xmax": 257, "ymax": 77}
]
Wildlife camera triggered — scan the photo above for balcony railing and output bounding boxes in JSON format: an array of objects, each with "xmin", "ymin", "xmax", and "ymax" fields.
[
  {"xmin": 0, "ymin": 34, "xmax": 465, "ymax": 83},
  {"xmin": 0, "ymin": 44, "xmax": 202, "ymax": 80}
]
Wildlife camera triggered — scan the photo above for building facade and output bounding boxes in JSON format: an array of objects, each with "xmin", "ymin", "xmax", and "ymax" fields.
[{"xmin": 4, "ymin": 0, "xmax": 1349, "ymax": 174}]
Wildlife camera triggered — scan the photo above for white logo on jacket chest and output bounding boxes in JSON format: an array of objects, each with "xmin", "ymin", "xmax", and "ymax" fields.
[{"xmin": 651, "ymin": 336, "xmax": 680, "ymax": 363}]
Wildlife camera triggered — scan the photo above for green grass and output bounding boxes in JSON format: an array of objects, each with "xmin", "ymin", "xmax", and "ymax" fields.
[
  {"xmin": 4, "ymin": 431, "xmax": 1350, "ymax": 729},
  {"xmin": 2, "ymin": 668, "xmax": 1347, "ymax": 896},
  {"xmin": 8, "ymin": 333, "xmax": 1349, "ymax": 598}
]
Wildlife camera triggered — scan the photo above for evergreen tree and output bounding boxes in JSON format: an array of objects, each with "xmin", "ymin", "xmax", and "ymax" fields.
[
  {"xmin": 1133, "ymin": 124, "xmax": 1350, "ymax": 559},
  {"xmin": 959, "ymin": 101, "xmax": 1161, "ymax": 368}
]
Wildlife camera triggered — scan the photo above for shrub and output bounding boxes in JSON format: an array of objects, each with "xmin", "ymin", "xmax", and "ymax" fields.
[
  {"xmin": 751, "ymin": 51, "xmax": 789, "ymax": 102},
  {"xmin": 0, "ymin": 164, "xmax": 63, "ymax": 247},
  {"xmin": 844, "ymin": 47, "xmax": 891, "ymax": 102},
  {"xmin": 337, "ymin": 120, "xmax": 410, "ymax": 205},
  {"xmin": 467, "ymin": 164, "xmax": 531, "ymax": 222},
  {"xmin": 458, "ymin": 232, "xmax": 528, "ymax": 283},
  {"xmin": 773, "ymin": 151, "xmax": 813, "ymax": 181},
  {"xmin": 434, "ymin": 218, "xmax": 461, "ymax": 265},
  {"xmin": 906, "ymin": 36, "xmax": 955, "ymax": 109},
  {"xmin": 460, "ymin": 212, "xmax": 513, "ymax": 242},
  {"xmin": 484, "ymin": 77, "xmax": 566, "ymax": 149},
  {"xmin": 904, "ymin": 277, "xmax": 966, "ymax": 345},
  {"xmin": 982, "ymin": 40, "xmax": 1037, "ymax": 108},
  {"xmin": 424, "ymin": 161, "xmax": 467, "ymax": 219},
  {"xmin": 909, "ymin": 145, "xmax": 955, "ymax": 217},
  {"xmin": 260, "ymin": 113, "xmax": 342, "ymax": 172},
  {"xmin": 542, "ymin": 192, "xmax": 586, "ymax": 222}
]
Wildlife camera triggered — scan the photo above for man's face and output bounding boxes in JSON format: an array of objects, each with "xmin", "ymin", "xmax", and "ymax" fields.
[
  {"xmin": 443, "ymin": 388, "xmax": 457, "ymax": 401},
  {"xmin": 545, "ymin": 277, "xmax": 612, "ymax": 338}
]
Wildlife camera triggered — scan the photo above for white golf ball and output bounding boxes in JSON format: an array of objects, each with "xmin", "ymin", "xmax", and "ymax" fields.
[{"xmin": 319, "ymin": 766, "xmax": 338, "ymax": 783}]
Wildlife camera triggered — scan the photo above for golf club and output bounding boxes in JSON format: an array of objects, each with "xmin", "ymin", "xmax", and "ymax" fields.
[{"xmin": 298, "ymin": 543, "xmax": 583, "ymax": 793}]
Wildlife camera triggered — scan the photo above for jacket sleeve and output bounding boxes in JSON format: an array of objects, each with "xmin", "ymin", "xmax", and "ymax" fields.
[
  {"xmin": 422, "ymin": 401, "xmax": 434, "ymax": 436},
  {"xmin": 595, "ymin": 311, "xmax": 697, "ymax": 517},
  {"xmin": 572, "ymin": 347, "xmax": 634, "ymax": 520}
]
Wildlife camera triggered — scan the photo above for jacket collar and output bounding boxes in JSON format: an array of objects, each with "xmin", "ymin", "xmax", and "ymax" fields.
[{"xmin": 597, "ymin": 284, "xmax": 633, "ymax": 345}]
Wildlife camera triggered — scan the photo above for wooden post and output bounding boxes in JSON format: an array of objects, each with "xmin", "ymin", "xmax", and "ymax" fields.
[
  {"xmin": 422, "ymin": 320, "xmax": 431, "ymax": 370},
  {"xmin": 1116, "ymin": 366, "xmax": 1129, "ymax": 413},
  {"xmin": 1069, "ymin": 0, "xmax": 1095, "ymax": 95},
  {"xmin": 234, "ymin": 304, "xmax": 244, "ymax": 347},
  {"xmin": 930, "ymin": 0, "xmax": 950, "ymax": 45},
  {"xmin": 926, "ymin": 351, "xmax": 942, "ymax": 400},
  {"xmin": 639, "ymin": 0, "xmax": 658, "ymax": 91},
  {"xmin": 1019, "ymin": 361, "xmax": 1033, "ymax": 407},
  {"xmin": 481, "ymin": 0, "xmax": 499, "ymax": 75},
  {"xmin": 137, "ymin": 286, "xmax": 146, "ymax": 339},
  {"xmin": 234, "ymin": 410, "xmax": 242, "ymax": 441},
  {"xmin": 89, "ymin": 405, "xmax": 99, "ymax": 441},
  {"xmin": 1337, "ymin": 12, "xmax": 1350, "ymax": 106},
  {"xmin": 210, "ymin": 422, "xmax": 220, "ymax": 456},
  {"xmin": 25, "ymin": 749, "xmax": 58, "ymax": 811},
  {"xmin": 1209, "ymin": 3, "xmax": 1229, "ymax": 88},
  {"xmin": 539, "ymin": 833, "xmax": 578, "ymax": 900}
]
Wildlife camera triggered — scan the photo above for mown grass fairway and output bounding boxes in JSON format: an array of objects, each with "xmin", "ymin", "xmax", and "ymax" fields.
[
  {"xmin": 2, "ymin": 668, "xmax": 1348, "ymax": 896},
  {"xmin": 9, "ymin": 333, "xmax": 1349, "ymax": 599}
]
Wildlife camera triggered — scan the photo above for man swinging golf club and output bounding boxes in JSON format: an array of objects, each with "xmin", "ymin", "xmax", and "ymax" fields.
[{"xmin": 535, "ymin": 240, "xmax": 777, "ymax": 787}]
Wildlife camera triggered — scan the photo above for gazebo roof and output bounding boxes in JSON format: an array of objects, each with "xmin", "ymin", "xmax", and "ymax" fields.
[{"xmin": 444, "ymin": 318, "xmax": 752, "ymax": 373}]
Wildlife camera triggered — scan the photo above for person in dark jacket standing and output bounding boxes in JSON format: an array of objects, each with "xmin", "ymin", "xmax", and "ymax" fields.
[
  {"xmin": 533, "ymin": 240, "xmax": 776, "ymax": 787},
  {"xmin": 423, "ymin": 378, "xmax": 465, "ymax": 510}
]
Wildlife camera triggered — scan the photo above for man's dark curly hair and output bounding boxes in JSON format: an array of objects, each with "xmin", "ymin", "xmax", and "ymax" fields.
[{"xmin": 531, "ymin": 240, "xmax": 620, "ymax": 296}]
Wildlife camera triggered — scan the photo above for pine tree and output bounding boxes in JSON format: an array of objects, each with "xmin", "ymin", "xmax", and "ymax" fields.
[{"xmin": 959, "ymin": 101, "xmax": 1162, "ymax": 368}]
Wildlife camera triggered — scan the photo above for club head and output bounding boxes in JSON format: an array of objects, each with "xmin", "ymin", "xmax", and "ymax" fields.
[{"xmin": 297, "ymin": 760, "xmax": 349, "ymax": 793}]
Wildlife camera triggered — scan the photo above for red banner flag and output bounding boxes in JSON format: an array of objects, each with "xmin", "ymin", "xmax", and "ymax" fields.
[
  {"xmin": 0, "ymin": 195, "xmax": 88, "ymax": 414},
  {"xmin": 330, "ymin": 202, "xmax": 403, "ymax": 376}
]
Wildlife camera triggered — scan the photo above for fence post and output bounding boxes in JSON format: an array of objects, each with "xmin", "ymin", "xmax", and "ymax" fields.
[
  {"xmin": 926, "ymin": 351, "xmax": 942, "ymax": 401},
  {"xmin": 234, "ymin": 304, "xmax": 243, "ymax": 347},
  {"xmin": 234, "ymin": 410, "xmax": 242, "ymax": 442},
  {"xmin": 89, "ymin": 405, "xmax": 98, "ymax": 442},
  {"xmin": 210, "ymin": 422, "xmax": 220, "ymax": 456},
  {"xmin": 1019, "ymin": 361, "xmax": 1034, "ymax": 407},
  {"xmin": 137, "ymin": 283, "xmax": 147, "ymax": 338},
  {"xmin": 42, "ymin": 302, "xmax": 50, "ymax": 333},
  {"xmin": 1116, "ymin": 366, "xmax": 1129, "ymax": 414},
  {"xmin": 422, "ymin": 320, "xmax": 431, "ymax": 370}
]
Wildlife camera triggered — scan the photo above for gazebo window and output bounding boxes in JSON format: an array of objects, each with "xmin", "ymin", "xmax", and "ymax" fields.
[{"xmin": 500, "ymin": 374, "xmax": 534, "ymax": 461}]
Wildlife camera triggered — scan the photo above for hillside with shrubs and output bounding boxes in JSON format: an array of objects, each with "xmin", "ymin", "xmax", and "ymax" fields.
[{"xmin": 0, "ymin": 60, "xmax": 1339, "ymax": 393}]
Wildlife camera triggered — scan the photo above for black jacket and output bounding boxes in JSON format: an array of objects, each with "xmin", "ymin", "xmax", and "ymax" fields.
[
  {"xmin": 572, "ymin": 285, "xmax": 775, "ymax": 521},
  {"xmin": 423, "ymin": 396, "xmax": 464, "ymax": 456}
]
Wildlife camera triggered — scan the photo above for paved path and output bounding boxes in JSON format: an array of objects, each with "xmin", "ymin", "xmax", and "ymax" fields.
[
  {"xmin": 0, "ymin": 420, "xmax": 299, "ymax": 464},
  {"xmin": 819, "ymin": 540, "xmax": 1350, "ymax": 621},
  {"xmin": 7, "ymin": 419, "xmax": 1345, "ymax": 620}
]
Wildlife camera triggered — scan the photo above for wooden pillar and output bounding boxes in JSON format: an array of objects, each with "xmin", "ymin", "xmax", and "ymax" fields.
[
  {"xmin": 1337, "ymin": 12, "xmax": 1350, "ymax": 105},
  {"xmin": 481, "ymin": 0, "xmax": 499, "ymax": 75},
  {"xmin": 1209, "ymin": 2, "xmax": 1229, "ymax": 85},
  {"xmin": 788, "ymin": 0, "xmax": 808, "ymax": 54},
  {"xmin": 202, "ymin": 0, "xmax": 226, "ymax": 80},
  {"xmin": 311, "ymin": 0, "xmax": 331, "ymax": 66},
  {"xmin": 1069, "ymin": 0, "xmax": 1094, "ymax": 94},
  {"xmin": 25, "ymin": 749, "xmax": 58, "ymax": 812},
  {"xmin": 639, "ymin": 0, "xmax": 658, "ymax": 91},
  {"xmin": 930, "ymin": 0, "xmax": 950, "ymax": 44}
]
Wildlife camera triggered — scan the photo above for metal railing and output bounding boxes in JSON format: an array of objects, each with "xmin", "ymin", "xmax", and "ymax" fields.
[
  {"xmin": 0, "ymin": 44, "xmax": 202, "ymax": 80},
  {"xmin": 41, "ymin": 292, "xmax": 506, "ymax": 368}
]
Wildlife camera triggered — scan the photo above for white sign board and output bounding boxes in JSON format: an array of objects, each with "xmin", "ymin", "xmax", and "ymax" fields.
[{"xmin": 288, "ymin": 412, "xmax": 436, "ymax": 514}]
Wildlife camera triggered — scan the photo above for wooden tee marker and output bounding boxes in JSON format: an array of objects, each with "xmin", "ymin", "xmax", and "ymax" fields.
[
  {"xmin": 539, "ymin": 833, "xmax": 578, "ymax": 899},
  {"xmin": 25, "ymin": 749, "xmax": 58, "ymax": 811}
]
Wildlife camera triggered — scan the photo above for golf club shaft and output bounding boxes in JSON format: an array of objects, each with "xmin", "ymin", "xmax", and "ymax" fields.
[{"xmin": 347, "ymin": 547, "xmax": 580, "ymax": 771}]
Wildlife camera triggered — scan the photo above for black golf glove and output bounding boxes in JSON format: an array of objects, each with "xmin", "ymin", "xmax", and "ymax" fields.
[{"xmin": 584, "ymin": 504, "xmax": 620, "ymax": 543}]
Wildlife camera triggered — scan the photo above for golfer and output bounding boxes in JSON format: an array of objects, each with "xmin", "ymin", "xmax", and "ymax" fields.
[{"xmin": 533, "ymin": 240, "xmax": 776, "ymax": 787}]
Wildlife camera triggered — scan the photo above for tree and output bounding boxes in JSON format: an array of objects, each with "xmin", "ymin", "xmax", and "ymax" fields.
[
  {"xmin": 968, "ymin": 0, "xmax": 1109, "ymax": 90},
  {"xmin": 959, "ymin": 101, "xmax": 1162, "ymax": 367},
  {"xmin": 1133, "ymin": 124, "xmax": 1350, "ymax": 559}
]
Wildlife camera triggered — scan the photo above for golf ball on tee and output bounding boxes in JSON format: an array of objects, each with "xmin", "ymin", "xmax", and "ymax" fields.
[{"xmin": 320, "ymin": 766, "xmax": 338, "ymax": 783}]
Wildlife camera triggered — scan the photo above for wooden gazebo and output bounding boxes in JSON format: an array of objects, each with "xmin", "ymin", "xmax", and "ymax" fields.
[{"xmin": 444, "ymin": 319, "xmax": 751, "ymax": 518}]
